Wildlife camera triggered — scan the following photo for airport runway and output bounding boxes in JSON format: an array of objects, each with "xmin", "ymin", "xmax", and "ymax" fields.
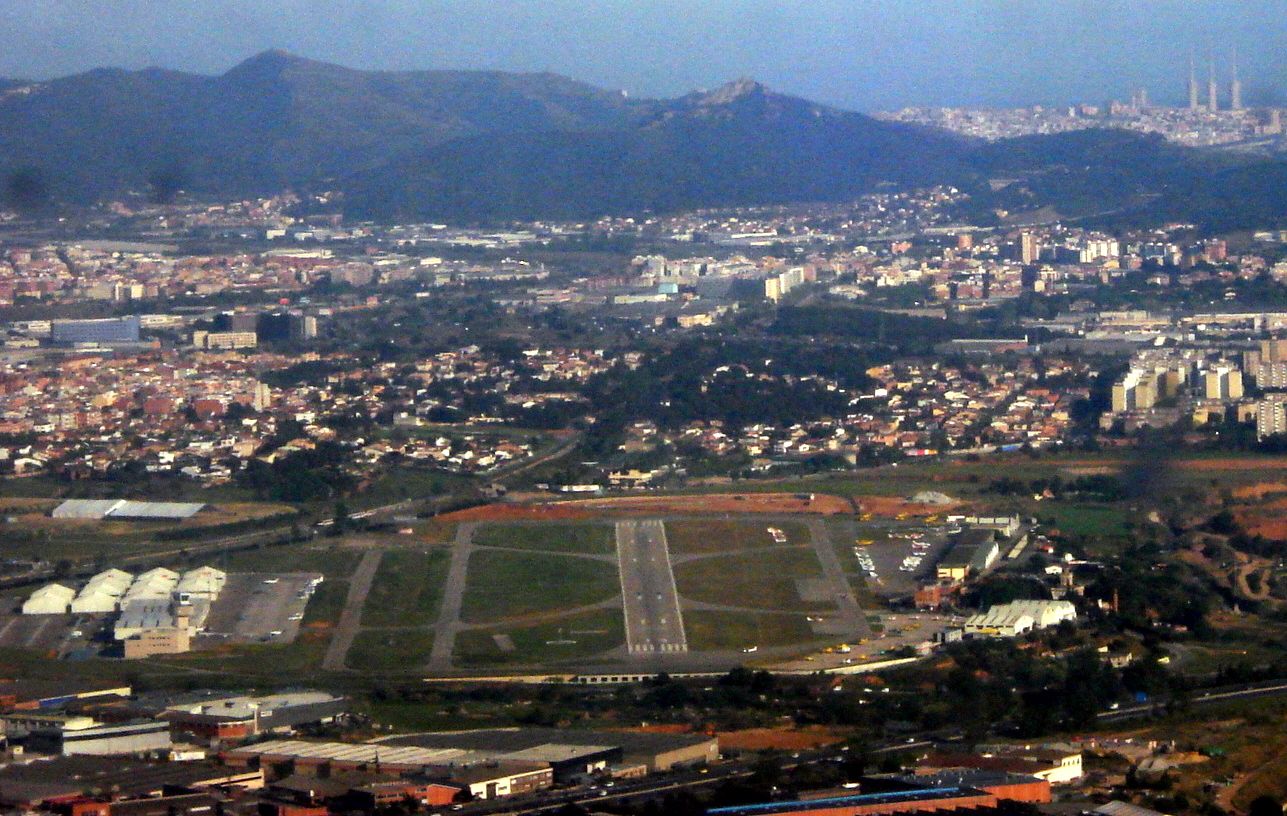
[{"xmin": 616, "ymin": 519, "xmax": 687, "ymax": 655}]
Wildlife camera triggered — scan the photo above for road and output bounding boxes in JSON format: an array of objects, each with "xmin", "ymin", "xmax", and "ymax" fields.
[
  {"xmin": 426, "ymin": 522, "xmax": 478, "ymax": 673},
  {"xmin": 321, "ymin": 550, "xmax": 382, "ymax": 671},
  {"xmin": 1097, "ymin": 679, "xmax": 1287, "ymax": 723},
  {"xmin": 616, "ymin": 519, "xmax": 687, "ymax": 655},
  {"xmin": 805, "ymin": 519, "xmax": 870, "ymax": 639}
]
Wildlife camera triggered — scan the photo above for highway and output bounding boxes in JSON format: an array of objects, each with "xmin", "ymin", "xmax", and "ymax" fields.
[
  {"xmin": 616, "ymin": 519, "xmax": 688, "ymax": 655},
  {"xmin": 1096, "ymin": 678, "xmax": 1287, "ymax": 723}
]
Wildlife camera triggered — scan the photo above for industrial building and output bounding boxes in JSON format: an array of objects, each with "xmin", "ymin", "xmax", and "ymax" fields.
[
  {"xmin": 221, "ymin": 740, "xmax": 555, "ymax": 799},
  {"xmin": 51, "ymin": 499, "xmax": 205, "ymax": 520},
  {"xmin": 378, "ymin": 726, "xmax": 720, "ymax": 775},
  {"xmin": 19, "ymin": 563, "xmax": 249, "ymax": 658},
  {"xmin": 50, "ymin": 316, "xmax": 141, "ymax": 346},
  {"xmin": 962, "ymin": 600, "xmax": 1077, "ymax": 638},
  {"xmin": 223, "ymin": 728, "xmax": 716, "ymax": 798},
  {"xmin": 0, "ymin": 712, "xmax": 172, "ymax": 756},
  {"xmin": 192, "ymin": 329, "xmax": 258, "ymax": 349},
  {"xmin": 21, "ymin": 583, "xmax": 75, "ymax": 615},
  {"xmin": 916, "ymin": 745, "xmax": 1083, "ymax": 785},
  {"xmin": 0, "ymin": 756, "xmax": 263, "ymax": 810},
  {"xmin": 896, "ymin": 771, "xmax": 1050, "ymax": 803},
  {"xmin": 161, "ymin": 691, "xmax": 346, "ymax": 741},
  {"xmin": 935, "ymin": 530, "xmax": 1000, "ymax": 581},
  {"xmin": 121, "ymin": 568, "xmax": 180, "ymax": 605},
  {"xmin": 0, "ymin": 679, "xmax": 133, "ymax": 710},
  {"xmin": 176, "ymin": 565, "xmax": 227, "ymax": 599},
  {"xmin": 71, "ymin": 569, "xmax": 134, "ymax": 613},
  {"xmin": 706, "ymin": 784, "xmax": 1001, "ymax": 816}
]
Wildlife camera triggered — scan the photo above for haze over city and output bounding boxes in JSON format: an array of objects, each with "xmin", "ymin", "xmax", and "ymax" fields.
[{"xmin": 3, "ymin": 0, "xmax": 1287, "ymax": 109}]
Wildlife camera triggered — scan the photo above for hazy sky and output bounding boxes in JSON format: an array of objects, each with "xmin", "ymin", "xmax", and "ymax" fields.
[{"xmin": 3, "ymin": 0, "xmax": 1285, "ymax": 110}]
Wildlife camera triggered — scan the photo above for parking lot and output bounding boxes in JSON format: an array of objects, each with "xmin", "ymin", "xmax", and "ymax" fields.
[
  {"xmin": 840, "ymin": 520, "xmax": 956, "ymax": 598},
  {"xmin": 199, "ymin": 572, "xmax": 322, "ymax": 645}
]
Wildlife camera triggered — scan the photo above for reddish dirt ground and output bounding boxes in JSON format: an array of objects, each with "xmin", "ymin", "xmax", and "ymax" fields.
[
  {"xmin": 1179, "ymin": 457, "xmax": 1287, "ymax": 471},
  {"xmin": 1234, "ymin": 500, "xmax": 1287, "ymax": 540},
  {"xmin": 437, "ymin": 492, "xmax": 855, "ymax": 522},
  {"xmin": 1232, "ymin": 482, "xmax": 1287, "ymax": 500},
  {"xmin": 855, "ymin": 495, "xmax": 964, "ymax": 517}
]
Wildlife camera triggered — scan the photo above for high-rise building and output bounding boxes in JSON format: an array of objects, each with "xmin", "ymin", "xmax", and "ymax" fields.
[
  {"xmin": 214, "ymin": 310, "xmax": 258, "ymax": 333},
  {"xmin": 1208, "ymin": 57, "xmax": 1219, "ymax": 112},
  {"xmin": 1257, "ymin": 395, "xmax": 1287, "ymax": 439},
  {"xmin": 1020, "ymin": 232, "xmax": 1041, "ymax": 264},
  {"xmin": 1188, "ymin": 52, "xmax": 1200, "ymax": 111},
  {"xmin": 1203, "ymin": 365, "xmax": 1244, "ymax": 400},
  {"xmin": 1230, "ymin": 47, "xmax": 1243, "ymax": 111},
  {"xmin": 290, "ymin": 313, "xmax": 318, "ymax": 342},
  {"xmin": 1261, "ymin": 337, "xmax": 1287, "ymax": 363},
  {"xmin": 1254, "ymin": 362, "xmax": 1287, "ymax": 390},
  {"xmin": 252, "ymin": 382, "xmax": 273, "ymax": 412}
]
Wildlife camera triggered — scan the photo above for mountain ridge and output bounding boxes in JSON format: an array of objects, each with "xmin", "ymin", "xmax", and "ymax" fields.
[{"xmin": 2, "ymin": 50, "xmax": 1284, "ymax": 229}]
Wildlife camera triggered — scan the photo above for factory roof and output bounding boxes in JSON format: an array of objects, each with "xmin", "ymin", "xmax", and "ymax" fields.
[{"xmin": 50, "ymin": 499, "xmax": 205, "ymax": 520}]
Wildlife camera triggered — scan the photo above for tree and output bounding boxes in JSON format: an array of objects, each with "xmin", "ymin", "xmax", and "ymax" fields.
[{"xmin": 1248, "ymin": 796, "xmax": 1282, "ymax": 816}]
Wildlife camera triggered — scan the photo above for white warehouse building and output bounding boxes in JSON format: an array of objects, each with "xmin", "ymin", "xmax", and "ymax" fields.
[
  {"xmin": 70, "ymin": 569, "xmax": 134, "ymax": 614},
  {"xmin": 123, "ymin": 568, "xmax": 179, "ymax": 602},
  {"xmin": 176, "ymin": 566, "xmax": 226, "ymax": 599},
  {"xmin": 964, "ymin": 600, "xmax": 1077, "ymax": 638},
  {"xmin": 22, "ymin": 584, "xmax": 75, "ymax": 615}
]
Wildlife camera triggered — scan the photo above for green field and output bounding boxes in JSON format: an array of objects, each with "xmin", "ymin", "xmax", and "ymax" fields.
[
  {"xmin": 674, "ymin": 548, "xmax": 827, "ymax": 611},
  {"xmin": 303, "ymin": 579, "xmax": 349, "ymax": 627},
  {"xmin": 351, "ymin": 466, "xmax": 475, "ymax": 510},
  {"xmin": 454, "ymin": 608, "xmax": 625, "ymax": 667},
  {"xmin": 461, "ymin": 550, "xmax": 620, "ymax": 623},
  {"xmin": 1034, "ymin": 502, "xmax": 1132, "ymax": 538},
  {"xmin": 473, "ymin": 523, "xmax": 615, "ymax": 555},
  {"xmin": 665, "ymin": 520, "xmax": 810, "ymax": 554},
  {"xmin": 346, "ymin": 628, "xmax": 436, "ymax": 672},
  {"xmin": 361, "ymin": 549, "xmax": 451, "ymax": 628},
  {"xmin": 218, "ymin": 543, "xmax": 364, "ymax": 579},
  {"xmin": 683, "ymin": 610, "xmax": 818, "ymax": 651}
]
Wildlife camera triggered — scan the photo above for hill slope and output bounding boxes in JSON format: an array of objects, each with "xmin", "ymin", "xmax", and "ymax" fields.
[
  {"xmin": 2, "ymin": 52, "xmax": 1285, "ymax": 229},
  {"xmin": 0, "ymin": 50, "xmax": 642, "ymax": 203},
  {"xmin": 343, "ymin": 78, "xmax": 975, "ymax": 221}
]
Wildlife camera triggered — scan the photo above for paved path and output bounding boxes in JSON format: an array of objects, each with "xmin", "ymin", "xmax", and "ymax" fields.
[
  {"xmin": 806, "ymin": 519, "xmax": 870, "ymax": 640},
  {"xmin": 425, "ymin": 523, "xmax": 477, "ymax": 673},
  {"xmin": 617, "ymin": 519, "xmax": 687, "ymax": 655},
  {"xmin": 322, "ymin": 549, "xmax": 382, "ymax": 671}
]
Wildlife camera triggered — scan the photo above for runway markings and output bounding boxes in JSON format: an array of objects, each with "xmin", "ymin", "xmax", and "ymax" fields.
[{"xmin": 616, "ymin": 519, "xmax": 688, "ymax": 655}]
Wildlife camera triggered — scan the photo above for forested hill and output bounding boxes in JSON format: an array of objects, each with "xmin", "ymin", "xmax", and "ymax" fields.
[{"xmin": 3, "ymin": 51, "xmax": 1287, "ymax": 230}]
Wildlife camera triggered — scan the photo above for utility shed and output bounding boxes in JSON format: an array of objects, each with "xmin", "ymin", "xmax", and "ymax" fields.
[{"xmin": 22, "ymin": 584, "xmax": 75, "ymax": 615}]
